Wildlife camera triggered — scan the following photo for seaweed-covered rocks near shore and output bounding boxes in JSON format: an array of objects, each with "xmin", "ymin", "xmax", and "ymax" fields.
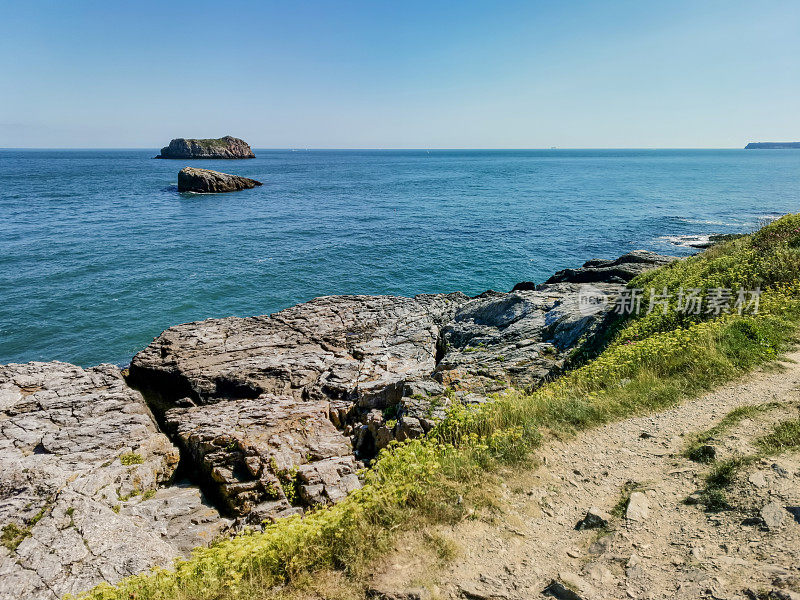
[
  {"xmin": 155, "ymin": 136, "xmax": 255, "ymax": 159},
  {"xmin": 0, "ymin": 249, "xmax": 675, "ymax": 598},
  {"xmin": 177, "ymin": 167, "xmax": 262, "ymax": 193}
]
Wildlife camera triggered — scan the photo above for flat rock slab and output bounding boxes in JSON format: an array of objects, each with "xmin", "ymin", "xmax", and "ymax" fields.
[
  {"xmin": 177, "ymin": 167, "xmax": 262, "ymax": 193},
  {"xmin": 625, "ymin": 491, "xmax": 651, "ymax": 522},
  {"xmin": 0, "ymin": 362, "xmax": 225, "ymax": 600},
  {"xmin": 130, "ymin": 293, "xmax": 468, "ymax": 408}
]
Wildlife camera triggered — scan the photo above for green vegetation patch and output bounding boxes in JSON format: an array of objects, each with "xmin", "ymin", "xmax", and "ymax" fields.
[
  {"xmin": 2, "ymin": 503, "xmax": 51, "ymax": 552},
  {"xmin": 119, "ymin": 452, "xmax": 144, "ymax": 466},
  {"xmin": 757, "ymin": 417, "xmax": 800, "ymax": 454}
]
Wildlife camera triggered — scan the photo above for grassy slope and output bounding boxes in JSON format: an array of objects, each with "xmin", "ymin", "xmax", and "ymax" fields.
[{"xmin": 75, "ymin": 215, "xmax": 800, "ymax": 600}]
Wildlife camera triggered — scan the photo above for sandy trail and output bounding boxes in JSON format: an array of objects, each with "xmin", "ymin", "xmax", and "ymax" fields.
[{"xmin": 372, "ymin": 351, "xmax": 800, "ymax": 600}]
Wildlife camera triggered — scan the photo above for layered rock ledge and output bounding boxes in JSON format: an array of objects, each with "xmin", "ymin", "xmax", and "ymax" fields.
[
  {"xmin": 177, "ymin": 167, "xmax": 262, "ymax": 193},
  {"xmin": 0, "ymin": 249, "xmax": 676, "ymax": 598},
  {"xmin": 155, "ymin": 136, "xmax": 255, "ymax": 159}
]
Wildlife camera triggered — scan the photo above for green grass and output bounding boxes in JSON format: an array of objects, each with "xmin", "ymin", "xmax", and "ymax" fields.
[
  {"xmin": 757, "ymin": 418, "xmax": 800, "ymax": 454},
  {"xmin": 75, "ymin": 214, "xmax": 800, "ymax": 600}
]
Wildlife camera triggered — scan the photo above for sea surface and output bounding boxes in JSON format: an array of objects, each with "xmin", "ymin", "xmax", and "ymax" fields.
[{"xmin": 1, "ymin": 149, "xmax": 799, "ymax": 367}]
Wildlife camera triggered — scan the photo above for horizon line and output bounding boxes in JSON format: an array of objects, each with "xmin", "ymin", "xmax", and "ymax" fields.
[{"xmin": 0, "ymin": 146, "xmax": 752, "ymax": 151}]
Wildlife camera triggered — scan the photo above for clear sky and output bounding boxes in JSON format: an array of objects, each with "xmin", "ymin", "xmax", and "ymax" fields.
[{"xmin": 1, "ymin": 0, "xmax": 798, "ymax": 148}]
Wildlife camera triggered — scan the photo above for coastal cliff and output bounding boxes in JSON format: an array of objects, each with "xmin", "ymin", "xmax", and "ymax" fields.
[
  {"xmin": 744, "ymin": 141, "xmax": 800, "ymax": 149},
  {"xmin": 155, "ymin": 136, "xmax": 255, "ymax": 159}
]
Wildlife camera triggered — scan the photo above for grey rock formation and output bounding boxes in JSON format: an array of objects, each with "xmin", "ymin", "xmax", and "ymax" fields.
[
  {"xmin": 177, "ymin": 167, "xmax": 262, "ymax": 193},
  {"xmin": 130, "ymin": 293, "xmax": 468, "ymax": 408},
  {"xmin": 434, "ymin": 282, "xmax": 623, "ymax": 393},
  {"xmin": 155, "ymin": 136, "xmax": 255, "ymax": 159},
  {"xmin": 0, "ymin": 362, "xmax": 227, "ymax": 600},
  {"xmin": 163, "ymin": 395, "xmax": 360, "ymax": 520},
  {"xmin": 129, "ymin": 276, "xmax": 641, "ymax": 505},
  {"xmin": 544, "ymin": 250, "xmax": 677, "ymax": 285}
]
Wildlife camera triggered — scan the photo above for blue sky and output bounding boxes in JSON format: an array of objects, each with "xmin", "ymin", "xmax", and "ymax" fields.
[{"xmin": 1, "ymin": 0, "xmax": 798, "ymax": 148}]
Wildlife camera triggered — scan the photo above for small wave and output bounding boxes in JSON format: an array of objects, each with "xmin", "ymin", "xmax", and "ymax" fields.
[
  {"xmin": 671, "ymin": 217, "xmax": 744, "ymax": 227},
  {"xmin": 660, "ymin": 234, "xmax": 713, "ymax": 249},
  {"xmin": 753, "ymin": 214, "xmax": 782, "ymax": 221}
]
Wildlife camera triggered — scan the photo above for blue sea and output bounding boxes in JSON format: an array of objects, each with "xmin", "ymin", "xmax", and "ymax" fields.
[{"xmin": 1, "ymin": 149, "xmax": 799, "ymax": 367}]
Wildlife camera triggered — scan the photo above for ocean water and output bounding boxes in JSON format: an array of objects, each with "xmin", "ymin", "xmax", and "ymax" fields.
[{"xmin": 1, "ymin": 149, "xmax": 799, "ymax": 367}]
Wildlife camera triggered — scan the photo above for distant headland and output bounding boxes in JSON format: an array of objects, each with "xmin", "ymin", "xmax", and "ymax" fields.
[
  {"xmin": 744, "ymin": 141, "xmax": 800, "ymax": 149},
  {"xmin": 155, "ymin": 135, "xmax": 255, "ymax": 159}
]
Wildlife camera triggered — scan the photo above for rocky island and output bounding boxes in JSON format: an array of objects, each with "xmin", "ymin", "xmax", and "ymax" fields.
[
  {"xmin": 744, "ymin": 141, "xmax": 800, "ymax": 149},
  {"xmin": 155, "ymin": 136, "xmax": 256, "ymax": 159},
  {"xmin": 177, "ymin": 167, "xmax": 262, "ymax": 193},
  {"xmin": 0, "ymin": 250, "xmax": 674, "ymax": 599}
]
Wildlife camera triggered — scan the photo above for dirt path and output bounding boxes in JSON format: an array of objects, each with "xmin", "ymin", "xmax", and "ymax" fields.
[{"xmin": 371, "ymin": 351, "xmax": 800, "ymax": 600}]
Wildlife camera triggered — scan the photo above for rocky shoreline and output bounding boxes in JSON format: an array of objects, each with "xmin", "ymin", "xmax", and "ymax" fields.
[{"xmin": 0, "ymin": 250, "xmax": 675, "ymax": 600}]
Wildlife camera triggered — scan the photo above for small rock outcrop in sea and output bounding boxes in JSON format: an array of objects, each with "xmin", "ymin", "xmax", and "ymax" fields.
[
  {"xmin": 0, "ymin": 249, "xmax": 674, "ymax": 598},
  {"xmin": 744, "ymin": 142, "xmax": 800, "ymax": 149},
  {"xmin": 0, "ymin": 362, "xmax": 229, "ymax": 600},
  {"xmin": 155, "ymin": 136, "xmax": 256, "ymax": 159},
  {"xmin": 177, "ymin": 167, "xmax": 262, "ymax": 193}
]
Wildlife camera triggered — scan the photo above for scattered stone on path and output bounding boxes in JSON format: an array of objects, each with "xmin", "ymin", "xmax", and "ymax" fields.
[
  {"xmin": 543, "ymin": 578, "xmax": 585, "ymax": 600},
  {"xmin": 761, "ymin": 502, "xmax": 787, "ymax": 530},
  {"xmin": 749, "ymin": 471, "xmax": 768, "ymax": 488},
  {"xmin": 576, "ymin": 507, "xmax": 612, "ymax": 530},
  {"xmin": 625, "ymin": 492, "xmax": 650, "ymax": 521},
  {"xmin": 366, "ymin": 586, "xmax": 429, "ymax": 600}
]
